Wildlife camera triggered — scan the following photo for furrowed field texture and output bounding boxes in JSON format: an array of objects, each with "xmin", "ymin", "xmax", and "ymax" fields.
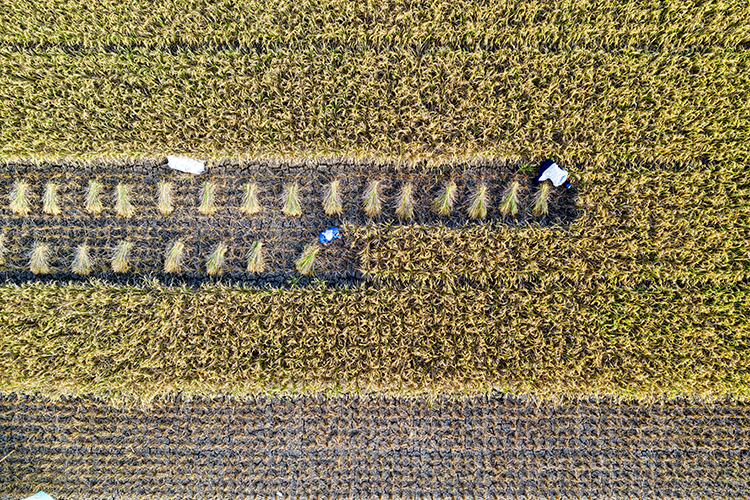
[{"xmin": 0, "ymin": 1, "xmax": 749, "ymax": 401}]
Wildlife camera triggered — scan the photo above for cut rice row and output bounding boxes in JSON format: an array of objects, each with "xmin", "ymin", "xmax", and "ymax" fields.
[
  {"xmin": 5, "ymin": 178, "xmax": 558, "ymax": 219},
  {"xmin": 10, "ymin": 238, "xmax": 332, "ymax": 277}
]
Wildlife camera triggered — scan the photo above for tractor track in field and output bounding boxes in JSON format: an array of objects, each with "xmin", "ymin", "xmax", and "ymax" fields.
[
  {"xmin": 0, "ymin": 159, "xmax": 579, "ymax": 287},
  {"xmin": 0, "ymin": 392, "xmax": 748, "ymax": 499}
]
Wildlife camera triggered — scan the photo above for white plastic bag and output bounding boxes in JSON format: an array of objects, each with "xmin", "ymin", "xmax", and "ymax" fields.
[{"xmin": 167, "ymin": 155, "xmax": 205, "ymax": 175}]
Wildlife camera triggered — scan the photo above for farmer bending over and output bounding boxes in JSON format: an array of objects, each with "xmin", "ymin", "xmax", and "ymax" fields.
[
  {"xmin": 318, "ymin": 227, "xmax": 342, "ymax": 247},
  {"xmin": 536, "ymin": 159, "xmax": 572, "ymax": 189}
]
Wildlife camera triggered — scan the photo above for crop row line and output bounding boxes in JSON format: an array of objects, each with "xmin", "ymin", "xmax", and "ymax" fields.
[
  {"xmin": 3, "ymin": 177, "xmax": 561, "ymax": 220},
  {"xmin": 2, "ymin": 0, "xmax": 748, "ymax": 52}
]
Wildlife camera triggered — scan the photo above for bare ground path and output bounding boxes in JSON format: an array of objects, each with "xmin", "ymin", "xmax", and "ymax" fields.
[{"xmin": 0, "ymin": 393, "xmax": 748, "ymax": 499}]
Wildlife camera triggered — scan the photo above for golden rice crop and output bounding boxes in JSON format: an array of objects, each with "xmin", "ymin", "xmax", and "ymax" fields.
[
  {"xmin": 322, "ymin": 180, "xmax": 343, "ymax": 216},
  {"xmin": 8, "ymin": 180, "xmax": 30, "ymax": 216},
  {"xmin": 1, "ymin": 1, "xmax": 747, "ymax": 53},
  {"xmin": 0, "ymin": 280, "xmax": 748, "ymax": 402},
  {"xmin": 1, "ymin": 41, "xmax": 746, "ymax": 164},
  {"xmin": 240, "ymin": 182, "xmax": 261, "ymax": 216},
  {"xmin": 355, "ymin": 164, "xmax": 750, "ymax": 287},
  {"xmin": 282, "ymin": 183, "xmax": 302, "ymax": 217},
  {"xmin": 86, "ymin": 180, "xmax": 104, "ymax": 215},
  {"xmin": 43, "ymin": 182, "xmax": 61, "ymax": 216}
]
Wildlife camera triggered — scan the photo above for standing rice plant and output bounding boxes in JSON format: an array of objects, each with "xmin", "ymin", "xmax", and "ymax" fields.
[
  {"xmin": 246, "ymin": 241, "xmax": 265, "ymax": 273},
  {"xmin": 157, "ymin": 181, "xmax": 174, "ymax": 216},
  {"xmin": 395, "ymin": 183, "xmax": 415, "ymax": 220},
  {"xmin": 282, "ymin": 182, "xmax": 302, "ymax": 217},
  {"xmin": 499, "ymin": 180, "xmax": 521, "ymax": 218},
  {"xmin": 295, "ymin": 244, "xmax": 319, "ymax": 276},
  {"xmin": 432, "ymin": 180, "xmax": 457, "ymax": 216},
  {"xmin": 43, "ymin": 182, "xmax": 61, "ymax": 216},
  {"xmin": 114, "ymin": 183, "xmax": 135, "ymax": 218},
  {"xmin": 29, "ymin": 242, "xmax": 51, "ymax": 275},
  {"xmin": 199, "ymin": 181, "xmax": 218, "ymax": 215},
  {"xmin": 164, "ymin": 240, "xmax": 185, "ymax": 273},
  {"xmin": 362, "ymin": 180, "xmax": 382, "ymax": 217},
  {"xmin": 0, "ymin": 232, "xmax": 6, "ymax": 266},
  {"xmin": 533, "ymin": 182, "xmax": 551, "ymax": 217},
  {"xmin": 111, "ymin": 240, "xmax": 134, "ymax": 273},
  {"xmin": 9, "ymin": 180, "xmax": 30, "ymax": 216},
  {"xmin": 86, "ymin": 180, "xmax": 104, "ymax": 215},
  {"xmin": 240, "ymin": 182, "xmax": 261, "ymax": 215},
  {"xmin": 467, "ymin": 183, "xmax": 489, "ymax": 219},
  {"xmin": 206, "ymin": 242, "xmax": 228, "ymax": 276},
  {"xmin": 322, "ymin": 180, "xmax": 343, "ymax": 216},
  {"xmin": 71, "ymin": 244, "xmax": 93, "ymax": 275}
]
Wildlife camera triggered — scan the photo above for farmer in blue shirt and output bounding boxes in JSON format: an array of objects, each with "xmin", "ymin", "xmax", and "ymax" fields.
[{"xmin": 318, "ymin": 227, "xmax": 342, "ymax": 246}]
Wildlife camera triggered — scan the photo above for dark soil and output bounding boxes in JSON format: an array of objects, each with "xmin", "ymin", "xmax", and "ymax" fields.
[
  {"xmin": 0, "ymin": 158, "xmax": 580, "ymax": 286},
  {"xmin": 0, "ymin": 392, "xmax": 747, "ymax": 499}
]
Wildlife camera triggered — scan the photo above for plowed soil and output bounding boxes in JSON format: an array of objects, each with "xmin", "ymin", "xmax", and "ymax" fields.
[{"xmin": 0, "ymin": 393, "xmax": 748, "ymax": 499}]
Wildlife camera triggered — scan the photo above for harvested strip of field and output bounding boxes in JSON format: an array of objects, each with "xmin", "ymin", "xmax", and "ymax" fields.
[
  {"xmin": 1, "ymin": 0, "xmax": 748, "ymax": 52},
  {"xmin": 0, "ymin": 159, "xmax": 575, "ymax": 283},
  {"xmin": 0, "ymin": 281, "xmax": 748, "ymax": 401},
  {"xmin": 0, "ymin": 47, "xmax": 747, "ymax": 162},
  {"xmin": 1, "ymin": 393, "xmax": 748, "ymax": 499}
]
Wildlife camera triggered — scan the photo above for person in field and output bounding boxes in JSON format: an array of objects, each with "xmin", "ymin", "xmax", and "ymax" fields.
[
  {"xmin": 536, "ymin": 159, "xmax": 572, "ymax": 189},
  {"xmin": 318, "ymin": 227, "xmax": 342, "ymax": 246}
]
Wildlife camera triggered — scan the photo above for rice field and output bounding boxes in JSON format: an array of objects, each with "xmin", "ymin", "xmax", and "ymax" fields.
[
  {"xmin": 0, "ymin": 1, "xmax": 749, "ymax": 496},
  {"xmin": 2, "ymin": 393, "xmax": 749, "ymax": 499},
  {"xmin": 0, "ymin": 1, "xmax": 748, "ymax": 163}
]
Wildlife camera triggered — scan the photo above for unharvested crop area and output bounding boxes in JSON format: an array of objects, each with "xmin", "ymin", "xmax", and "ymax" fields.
[{"xmin": 0, "ymin": 1, "xmax": 749, "ymax": 163}]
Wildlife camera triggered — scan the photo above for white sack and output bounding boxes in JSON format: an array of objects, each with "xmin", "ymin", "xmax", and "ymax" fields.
[{"xmin": 167, "ymin": 155, "xmax": 205, "ymax": 175}]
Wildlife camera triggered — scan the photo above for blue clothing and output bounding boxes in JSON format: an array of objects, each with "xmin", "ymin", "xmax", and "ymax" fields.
[{"xmin": 318, "ymin": 227, "xmax": 341, "ymax": 244}]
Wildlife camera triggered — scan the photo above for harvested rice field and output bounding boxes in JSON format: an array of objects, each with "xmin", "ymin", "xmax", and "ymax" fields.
[
  {"xmin": 1, "ymin": 0, "xmax": 750, "ymax": 497},
  {"xmin": 1, "ymin": 393, "xmax": 749, "ymax": 499}
]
